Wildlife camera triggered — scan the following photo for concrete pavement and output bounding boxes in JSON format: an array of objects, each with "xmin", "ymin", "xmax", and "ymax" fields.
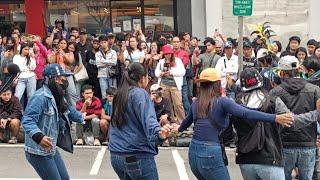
[{"xmin": 0, "ymin": 145, "xmax": 243, "ymax": 180}]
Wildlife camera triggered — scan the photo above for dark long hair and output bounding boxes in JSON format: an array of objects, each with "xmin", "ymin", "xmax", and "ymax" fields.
[
  {"xmin": 47, "ymin": 78, "xmax": 68, "ymax": 113},
  {"xmin": 19, "ymin": 43, "xmax": 31, "ymax": 66},
  {"xmin": 197, "ymin": 81, "xmax": 221, "ymax": 118},
  {"xmin": 127, "ymin": 36, "xmax": 142, "ymax": 55},
  {"xmin": 111, "ymin": 63, "xmax": 148, "ymax": 128}
]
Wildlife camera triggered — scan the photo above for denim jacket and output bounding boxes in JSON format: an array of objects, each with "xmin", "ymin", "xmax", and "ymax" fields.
[{"xmin": 22, "ymin": 85, "xmax": 84, "ymax": 156}]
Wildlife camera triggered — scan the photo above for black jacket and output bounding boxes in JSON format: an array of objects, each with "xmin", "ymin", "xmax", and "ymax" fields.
[
  {"xmin": 233, "ymin": 95, "xmax": 284, "ymax": 166},
  {"xmin": 270, "ymin": 78, "xmax": 320, "ymax": 148}
]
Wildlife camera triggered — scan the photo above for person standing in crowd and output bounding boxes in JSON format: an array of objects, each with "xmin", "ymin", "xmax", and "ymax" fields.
[
  {"xmin": 85, "ymin": 38, "xmax": 101, "ymax": 98},
  {"xmin": 296, "ymin": 47, "xmax": 308, "ymax": 64},
  {"xmin": 109, "ymin": 62, "xmax": 171, "ymax": 180},
  {"xmin": 258, "ymin": 49, "xmax": 278, "ymax": 91},
  {"xmin": 96, "ymin": 35, "xmax": 117, "ymax": 99},
  {"xmin": 173, "ymin": 68, "xmax": 294, "ymax": 180},
  {"xmin": 52, "ymin": 19, "xmax": 67, "ymax": 40},
  {"xmin": 123, "ymin": 36, "xmax": 145, "ymax": 63},
  {"xmin": 77, "ymin": 28, "xmax": 91, "ymax": 68},
  {"xmin": 215, "ymin": 41, "xmax": 225, "ymax": 57},
  {"xmin": 270, "ymin": 56, "xmax": 320, "ymax": 180},
  {"xmin": 155, "ymin": 44, "xmax": 186, "ymax": 124},
  {"xmin": 0, "ymin": 45, "xmax": 14, "ymax": 79},
  {"xmin": 302, "ymin": 57, "xmax": 320, "ymax": 179},
  {"xmin": 144, "ymin": 41, "xmax": 162, "ymax": 88},
  {"xmin": 56, "ymin": 40, "xmax": 79, "ymax": 107},
  {"xmin": 13, "ymin": 43, "xmax": 37, "ymax": 101},
  {"xmin": 70, "ymin": 27, "xmax": 80, "ymax": 43},
  {"xmin": 172, "ymin": 36, "xmax": 190, "ymax": 115},
  {"xmin": 33, "ymin": 36, "xmax": 48, "ymax": 89},
  {"xmin": 192, "ymin": 37, "xmax": 221, "ymax": 77},
  {"xmin": 0, "ymin": 86, "xmax": 22, "ymax": 144},
  {"xmin": 272, "ymin": 41, "xmax": 282, "ymax": 58},
  {"xmin": 101, "ymin": 87, "xmax": 116, "ymax": 144},
  {"xmin": 22, "ymin": 64, "xmax": 84, "ymax": 180},
  {"xmin": 280, "ymin": 36, "xmax": 300, "ymax": 57},
  {"xmin": 75, "ymin": 84, "xmax": 104, "ymax": 146},
  {"xmin": 215, "ymin": 41, "xmax": 239, "ymax": 98},
  {"xmin": 314, "ymin": 46, "xmax": 320, "ymax": 60},
  {"xmin": 243, "ymin": 40, "xmax": 258, "ymax": 69},
  {"xmin": 307, "ymin": 39, "xmax": 318, "ymax": 57}
]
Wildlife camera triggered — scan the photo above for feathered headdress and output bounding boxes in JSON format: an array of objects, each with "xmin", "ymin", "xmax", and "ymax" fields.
[{"xmin": 251, "ymin": 22, "xmax": 276, "ymax": 51}]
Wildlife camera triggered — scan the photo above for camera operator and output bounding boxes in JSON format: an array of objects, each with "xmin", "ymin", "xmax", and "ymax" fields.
[{"xmin": 155, "ymin": 45, "xmax": 186, "ymax": 124}]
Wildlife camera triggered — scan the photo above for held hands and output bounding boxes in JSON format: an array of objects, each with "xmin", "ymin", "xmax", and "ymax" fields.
[
  {"xmin": 40, "ymin": 136, "xmax": 53, "ymax": 152},
  {"xmin": 159, "ymin": 124, "xmax": 172, "ymax": 139},
  {"xmin": 275, "ymin": 113, "xmax": 294, "ymax": 127},
  {"xmin": 171, "ymin": 123, "xmax": 180, "ymax": 133},
  {"xmin": 160, "ymin": 71, "xmax": 170, "ymax": 77}
]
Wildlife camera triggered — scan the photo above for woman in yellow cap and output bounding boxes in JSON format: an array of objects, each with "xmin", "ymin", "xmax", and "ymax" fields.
[{"xmin": 173, "ymin": 68, "xmax": 294, "ymax": 180}]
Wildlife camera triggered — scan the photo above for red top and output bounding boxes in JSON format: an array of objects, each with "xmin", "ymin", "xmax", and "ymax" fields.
[
  {"xmin": 173, "ymin": 49, "xmax": 189, "ymax": 68},
  {"xmin": 76, "ymin": 97, "xmax": 102, "ymax": 117}
]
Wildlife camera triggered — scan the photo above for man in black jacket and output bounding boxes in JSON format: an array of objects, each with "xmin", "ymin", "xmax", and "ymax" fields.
[{"xmin": 270, "ymin": 55, "xmax": 320, "ymax": 180}]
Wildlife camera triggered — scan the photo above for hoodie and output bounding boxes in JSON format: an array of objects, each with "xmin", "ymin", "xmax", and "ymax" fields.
[{"xmin": 270, "ymin": 77, "xmax": 320, "ymax": 147}]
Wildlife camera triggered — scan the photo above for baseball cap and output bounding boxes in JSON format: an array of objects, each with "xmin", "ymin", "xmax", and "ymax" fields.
[
  {"xmin": 43, "ymin": 64, "xmax": 73, "ymax": 79},
  {"xmin": 150, "ymin": 84, "xmax": 162, "ymax": 92},
  {"xmin": 243, "ymin": 41, "xmax": 252, "ymax": 48},
  {"xmin": 196, "ymin": 68, "xmax": 221, "ymax": 83},
  {"xmin": 224, "ymin": 41, "xmax": 233, "ymax": 48},
  {"xmin": 240, "ymin": 68, "xmax": 263, "ymax": 92},
  {"xmin": 79, "ymin": 28, "xmax": 87, "ymax": 34},
  {"xmin": 256, "ymin": 48, "xmax": 268, "ymax": 59},
  {"xmin": 277, "ymin": 56, "xmax": 299, "ymax": 71}
]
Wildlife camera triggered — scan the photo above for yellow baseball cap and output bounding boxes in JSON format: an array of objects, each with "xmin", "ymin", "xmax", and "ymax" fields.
[{"xmin": 196, "ymin": 68, "xmax": 222, "ymax": 83}]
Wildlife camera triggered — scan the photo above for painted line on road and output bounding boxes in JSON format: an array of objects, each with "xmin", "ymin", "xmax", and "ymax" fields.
[
  {"xmin": 172, "ymin": 150, "xmax": 190, "ymax": 180},
  {"xmin": 89, "ymin": 146, "xmax": 107, "ymax": 175}
]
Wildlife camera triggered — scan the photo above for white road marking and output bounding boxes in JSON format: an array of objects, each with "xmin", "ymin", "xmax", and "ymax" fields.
[
  {"xmin": 89, "ymin": 146, "xmax": 107, "ymax": 175},
  {"xmin": 172, "ymin": 150, "xmax": 190, "ymax": 180}
]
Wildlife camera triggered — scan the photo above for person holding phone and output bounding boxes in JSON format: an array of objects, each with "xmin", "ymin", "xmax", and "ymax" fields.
[
  {"xmin": 155, "ymin": 45, "xmax": 186, "ymax": 124},
  {"xmin": 22, "ymin": 64, "xmax": 84, "ymax": 180}
]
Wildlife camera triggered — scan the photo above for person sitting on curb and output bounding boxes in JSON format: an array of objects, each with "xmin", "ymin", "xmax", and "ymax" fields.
[
  {"xmin": 75, "ymin": 84, "xmax": 104, "ymax": 146},
  {"xmin": 101, "ymin": 87, "xmax": 116, "ymax": 145},
  {"xmin": 0, "ymin": 86, "xmax": 22, "ymax": 144}
]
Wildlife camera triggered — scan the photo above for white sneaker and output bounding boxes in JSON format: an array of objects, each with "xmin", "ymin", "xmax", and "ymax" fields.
[{"xmin": 94, "ymin": 139, "xmax": 101, "ymax": 146}]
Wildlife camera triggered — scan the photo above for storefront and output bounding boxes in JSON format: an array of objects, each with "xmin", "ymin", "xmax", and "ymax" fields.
[{"xmin": 0, "ymin": 0, "xmax": 192, "ymax": 41}]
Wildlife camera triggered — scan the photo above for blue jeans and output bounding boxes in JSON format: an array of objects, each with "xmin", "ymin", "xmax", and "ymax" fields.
[
  {"xmin": 239, "ymin": 164, "xmax": 285, "ymax": 180},
  {"xmin": 110, "ymin": 154, "xmax": 159, "ymax": 180},
  {"xmin": 15, "ymin": 76, "xmax": 37, "ymax": 101},
  {"xmin": 99, "ymin": 77, "xmax": 117, "ymax": 99},
  {"xmin": 25, "ymin": 150, "xmax": 69, "ymax": 180},
  {"xmin": 182, "ymin": 77, "xmax": 190, "ymax": 116},
  {"xmin": 188, "ymin": 139, "xmax": 230, "ymax": 180},
  {"xmin": 283, "ymin": 147, "xmax": 316, "ymax": 180}
]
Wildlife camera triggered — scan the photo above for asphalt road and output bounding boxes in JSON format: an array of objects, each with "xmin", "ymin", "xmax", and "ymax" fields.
[{"xmin": 0, "ymin": 144, "xmax": 243, "ymax": 180}]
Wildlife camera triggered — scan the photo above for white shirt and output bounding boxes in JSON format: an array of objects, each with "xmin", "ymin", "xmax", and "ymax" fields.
[
  {"xmin": 124, "ymin": 49, "xmax": 145, "ymax": 63},
  {"xmin": 215, "ymin": 54, "xmax": 239, "ymax": 88},
  {"xmin": 13, "ymin": 54, "xmax": 36, "ymax": 79},
  {"xmin": 95, "ymin": 49, "xmax": 117, "ymax": 78}
]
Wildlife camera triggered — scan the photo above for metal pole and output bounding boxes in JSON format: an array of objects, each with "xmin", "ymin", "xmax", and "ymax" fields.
[
  {"xmin": 140, "ymin": 0, "xmax": 145, "ymax": 33},
  {"xmin": 238, "ymin": 16, "xmax": 244, "ymax": 74}
]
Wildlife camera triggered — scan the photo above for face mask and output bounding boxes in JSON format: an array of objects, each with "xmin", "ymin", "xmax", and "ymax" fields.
[
  {"xmin": 59, "ymin": 79, "xmax": 69, "ymax": 90},
  {"xmin": 155, "ymin": 90, "xmax": 162, "ymax": 98}
]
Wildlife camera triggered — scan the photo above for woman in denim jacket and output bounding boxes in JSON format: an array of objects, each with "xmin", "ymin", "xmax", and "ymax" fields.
[{"xmin": 22, "ymin": 64, "xmax": 84, "ymax": 180}]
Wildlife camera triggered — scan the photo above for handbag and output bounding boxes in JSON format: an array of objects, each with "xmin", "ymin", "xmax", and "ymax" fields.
[
  {"xmin": 57, "ymin": 115, "xmax": 74, "ymax": 153},
  {"xmin": 74, "ymin": 53, "xmax": 89, "ymax": 82}
]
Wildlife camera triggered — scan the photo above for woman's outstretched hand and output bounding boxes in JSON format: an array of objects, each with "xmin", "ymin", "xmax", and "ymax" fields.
[{"xmin": 275, "ymin": 113, "xmax": 294, "ymax": 127}]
